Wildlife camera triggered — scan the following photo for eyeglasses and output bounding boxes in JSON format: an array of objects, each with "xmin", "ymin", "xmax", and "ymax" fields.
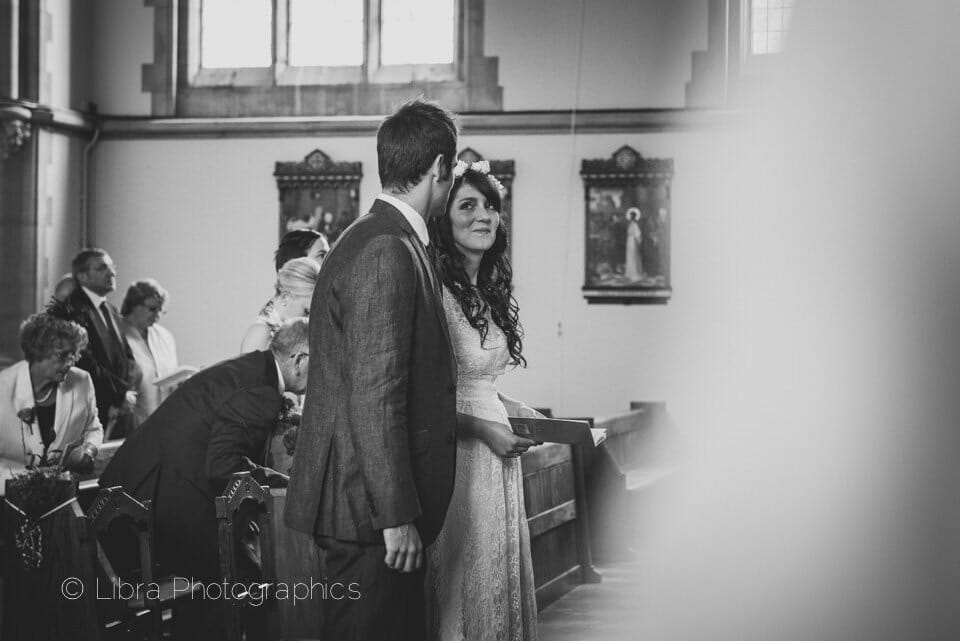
[
  {"xmin": 288, "ymin": 351, "xmax": 309, "ymax": 363},
  {"xmin": 50, "ymin": 348, "xmax": 81, "ymax": 364},
  {"xmin": 141, "ymin": 304, "xmax": 165, "ymax": 314},
  {"xmin": 87, "ymin": 263, "xmax": 116, "ymax": 274}
]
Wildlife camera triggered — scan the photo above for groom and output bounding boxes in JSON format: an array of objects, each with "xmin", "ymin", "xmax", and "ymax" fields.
[{"xmin": 285, "ymin": 99, "xmax": 459, "ymax": 640}]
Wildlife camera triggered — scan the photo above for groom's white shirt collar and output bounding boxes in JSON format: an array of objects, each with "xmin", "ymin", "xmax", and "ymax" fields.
[{"xmin": 376, "ymin": 193, "xmax": 429, "ymax": 246}]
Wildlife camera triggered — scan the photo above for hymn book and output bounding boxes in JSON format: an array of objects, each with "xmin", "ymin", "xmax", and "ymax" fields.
[{"xmin": 509, "ymin": 417, "xmax": 607, "ymax": 447}]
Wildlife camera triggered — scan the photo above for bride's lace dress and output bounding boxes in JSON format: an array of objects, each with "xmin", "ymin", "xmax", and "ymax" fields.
[{"xmin": 426, "ymin": 288, "xmax": 538, "ymax": 641}]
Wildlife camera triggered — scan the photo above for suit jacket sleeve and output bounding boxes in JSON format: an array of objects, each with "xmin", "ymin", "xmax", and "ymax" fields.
[
  {"xmin": 342, "ymin": 235, "xmax": 421, "ymax": 530},
  {"xmin": 205, "ymin": 385, "xmax": 286, "ymax": 494}
]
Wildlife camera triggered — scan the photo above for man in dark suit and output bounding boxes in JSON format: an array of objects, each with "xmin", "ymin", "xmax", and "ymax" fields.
[
  {"xmin": 67, "ymin": 249, "xmax": 137, "ymax": 434},
  {"xmin": 285, "ymin": 100, "xmax": 459, "ymax": 641},
  {"xmin": 99, "ymin": 317, "xmax": 309, "ymax": 583}
]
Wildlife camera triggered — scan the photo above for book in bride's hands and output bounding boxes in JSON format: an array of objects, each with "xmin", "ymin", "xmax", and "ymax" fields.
[{"xmin": 509, "ymin": 417, "xmax": 607, "ymax": 448}]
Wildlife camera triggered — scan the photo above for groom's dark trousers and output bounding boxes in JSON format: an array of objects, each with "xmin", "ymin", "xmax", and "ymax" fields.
[
  {"xmin": 317, "ymin": 538, "xmax": 426, "ymax": 641},
  {"xmin": 284, "ymin": 200, "xmax": 458, "ymax": 640}
]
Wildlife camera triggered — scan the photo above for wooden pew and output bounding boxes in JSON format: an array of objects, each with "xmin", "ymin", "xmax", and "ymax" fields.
[
  {"xmin": 77, "ymin": 438, "xmax": 123, "ymax": 491},
  {"xmin": 88, "ymin": 486, "xmax": 201, "ymax": 640},
  {"xmin": 522, "ymin": 437, "xmax": 601, "ymax": 611},
  {"xmin": 3, "ymin": 478, "xmax": 101, "ymax": 640},
  {"xmin": 215, "ymin": 472, "xmax": 279, "ymax": 641},
  {"xmin": 584, "ymin": 401, "xmax": 681, "ymax": 562},
  {"xmin": 215, "ymin": 475, "xmax": 323, "ymax": 641},
  {"xmin": 244, "ymin": 426, "xmax": 609, "ymax": 623},
  {"xmin": 77, "ymin": 439, "xmax": 124, "ymax": 511}
]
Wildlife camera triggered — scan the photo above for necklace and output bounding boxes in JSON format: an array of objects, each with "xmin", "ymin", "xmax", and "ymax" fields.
[{"xmin": 34, "ymin": 385, "xmax": 55, "ymax": 405}]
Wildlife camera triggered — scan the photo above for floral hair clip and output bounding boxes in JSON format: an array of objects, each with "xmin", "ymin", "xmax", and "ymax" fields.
[
  {"xmin": 452, "ymin": 159, "xmax": 470, "ymax": 178},
  {"xmin": 453, "ymin": 159, "xmax": 490, "ymax": 178},
  {"xmin": 452, "ymin": 159, "xmax": 505, "ymax": 195}
]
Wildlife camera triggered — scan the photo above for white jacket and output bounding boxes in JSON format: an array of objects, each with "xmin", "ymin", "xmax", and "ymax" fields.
[{"xmin": 0, "ymin": 360, "xmax": 103, "ymax": 494}]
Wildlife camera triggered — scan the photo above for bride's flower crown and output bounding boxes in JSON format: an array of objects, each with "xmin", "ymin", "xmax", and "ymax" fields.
[{"xmin": 452, "ymin": 159, "xmax": 505, "ymax": 196}]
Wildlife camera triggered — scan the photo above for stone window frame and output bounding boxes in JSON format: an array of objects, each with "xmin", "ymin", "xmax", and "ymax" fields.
[
  {"xmin": 685, "ymin": 0, "xmax": 790, "ymax": 108},
  {"xmin": 142, "ymin": 0, "xmax": 502, "ymax": 117}
]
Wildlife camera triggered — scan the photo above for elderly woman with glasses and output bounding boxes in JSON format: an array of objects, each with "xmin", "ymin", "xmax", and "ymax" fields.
[
  {"xmin": 120, "ymin": 279, "xmax": 179, "ymax": 427},
  {"xmin": 0, "ymin": 313, "xmax": 103, "ymax": 494}
]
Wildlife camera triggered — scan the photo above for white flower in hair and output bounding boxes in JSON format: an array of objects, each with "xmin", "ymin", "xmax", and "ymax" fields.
[
  {"xmin": 453, "ymin": 158, "xmax": 506, "ymax": 196},
  {"xmin": 487, "ymin": 174, "xmax": 505, "ymax": 196},
  {"xmin": 471, "ymin": 160, "xmax": 491, "ymax": 174}
]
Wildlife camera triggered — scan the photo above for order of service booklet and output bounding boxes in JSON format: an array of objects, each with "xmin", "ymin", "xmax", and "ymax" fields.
[{"xmin": 509, "ymin": 417, "xmax": 607, "ymax": 447}]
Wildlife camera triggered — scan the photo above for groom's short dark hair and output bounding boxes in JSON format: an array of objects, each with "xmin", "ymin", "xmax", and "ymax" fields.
[{"xmin": 377, "ymin": 99, "xmax": 458, "ymax": 193}]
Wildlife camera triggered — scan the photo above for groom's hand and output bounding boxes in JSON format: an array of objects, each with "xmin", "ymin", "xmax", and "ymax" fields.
[{"xmin": 383, "ymin": 522, "xmax": 423, "ymax": 573}]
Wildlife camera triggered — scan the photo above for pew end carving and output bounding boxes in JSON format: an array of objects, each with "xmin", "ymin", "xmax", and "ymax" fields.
[
  {"xmin": 215, "ymin": 471, "xmax": 277, "ymax": 641},
  {"xmin": 78, "ymin": 439, "xmax": 124, "ymax": 507},
  {"xmin": 87, "ymin": 486, "xmax": 199, "ymax": 641}
]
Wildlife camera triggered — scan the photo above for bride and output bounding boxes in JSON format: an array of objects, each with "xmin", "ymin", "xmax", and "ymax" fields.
[{"xmin": 426, "ymin": 160, "xmax": 540, "ymax": 641}]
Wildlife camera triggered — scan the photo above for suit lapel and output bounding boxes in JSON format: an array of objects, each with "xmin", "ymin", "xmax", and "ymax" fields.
[
  {"xmin": 84, "ymin": 301, "xmax": 111, "ymax": 350},
  {"xmin": 102, "ymin": 304, "xmax": 124, "ymax": 347},
  {"xmin": 12, "ymin": 363, "xmax": 43, "ymax": 463},
  {"xmin": 82, "ymin": 296, "xmax": 126, "ymax": 369},
  {"xmin": 51, "ymin": 375, "xmax": 76, "ymax": 453},
  {"xmin": 12, "ymin": 362, "xmax": 35, "ymax": 414},
  {"xmin": 76, "ymin": 292, "xmax": 116, "ymax": 363},
  {"xmin": 408, "ymin": 233, "xmax": 453, "ymax": 350}
]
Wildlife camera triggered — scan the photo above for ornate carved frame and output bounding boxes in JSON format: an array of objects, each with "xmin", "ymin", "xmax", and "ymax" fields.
[
  {"xmin": 581, "ymin": 145, "xmax": 674, "ymax": 304},
  {"xmin": 274, "ymin": 149, "xmax": 362, "ymax": 244}
]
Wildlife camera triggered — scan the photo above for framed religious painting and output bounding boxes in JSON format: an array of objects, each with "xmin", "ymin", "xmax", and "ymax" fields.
[
  {"xmin": 581, "ymin": 146, "xmax": 673, "ymax": 304},
  {"xmin": 274, "ymin": 149, "xmax": 362, "ymax": 244},
  {"xmin": 457, "ymin": 148, "xmax": 515, "ymax": 263}
]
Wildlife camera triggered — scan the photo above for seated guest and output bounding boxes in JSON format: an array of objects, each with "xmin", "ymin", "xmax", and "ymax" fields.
[
  {"xmin": 274, "ymin": 228, "xmax": 330, "ymax": 272},
  {"xmin": 120, "ymin": 279, "xmax": 179, "ymax": 427},
  {"xmin": 99, "ymin": 318, "xmax": 308, "ymax": 580},
  {"xmin": 0, "ymin": 313, "xmax": 103, "ymax": 493},
  {"xmin": 240, "ymin": 256, "xmax": 319, "ymax": 352},
  {"xmin": 66, "ymin": 249, "xmax": 137, "ymax": 435}
]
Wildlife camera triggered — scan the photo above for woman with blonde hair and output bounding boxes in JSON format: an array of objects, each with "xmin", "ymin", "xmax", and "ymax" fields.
[{"xmin": 241, "ymin": 256, "xmax": 320, "ymax": 352}]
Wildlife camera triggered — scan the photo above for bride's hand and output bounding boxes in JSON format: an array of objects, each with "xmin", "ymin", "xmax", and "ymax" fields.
[
  {"xmin": 479, "ymin": 420, "xmax": 538, "ymax": 458},
  {"xmin": 515, "ymin": 406, "xmax": 545, "ymax": 444}
]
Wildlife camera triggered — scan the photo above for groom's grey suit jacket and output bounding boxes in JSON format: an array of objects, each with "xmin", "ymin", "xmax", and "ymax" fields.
[{"xmin": 284, "ymin": 199, "xmax": 458, "ymax": 546}]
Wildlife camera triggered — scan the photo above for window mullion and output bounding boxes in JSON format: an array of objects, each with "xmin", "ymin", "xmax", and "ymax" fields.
[
  {"xmin": 274, "ymin": 0, "xmax": 289, "ymax": 80},
  {"xmin": 365, "ymin": 0, "xmax": 381, "ymax": 83}
]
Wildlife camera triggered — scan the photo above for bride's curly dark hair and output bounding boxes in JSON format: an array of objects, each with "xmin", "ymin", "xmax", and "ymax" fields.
[{"xmin": 428, "ymin": 168, "xmax": 526, "ymax": 367}]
